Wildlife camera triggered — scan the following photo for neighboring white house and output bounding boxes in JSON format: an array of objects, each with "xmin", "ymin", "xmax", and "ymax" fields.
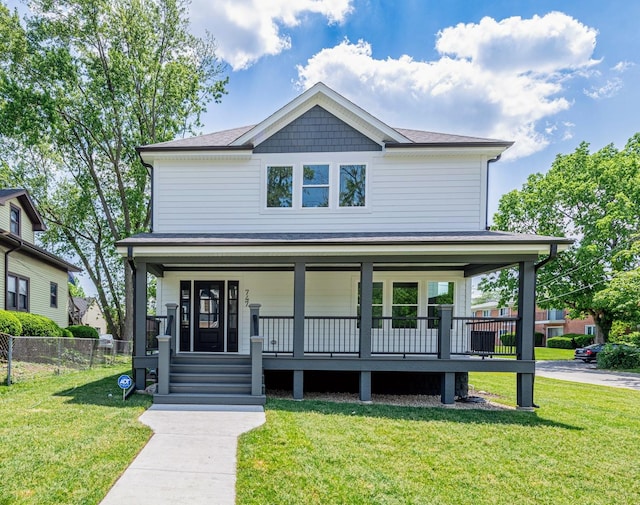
[
  {"xmin": 69, "ymin": 296, "xmax": 108, "ymax": 334},
  {"xmin": 0, "ymin": 189, "xmax": 80, "ymax": 328},
  {"xmin": 118, "ymin": 83, "xmax": 570, "ymax": 408}
]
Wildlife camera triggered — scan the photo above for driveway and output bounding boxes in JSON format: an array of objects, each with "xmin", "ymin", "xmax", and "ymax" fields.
[{"xmin": 536, "ymin": 360, "xmax": 640, "ymax": 391}]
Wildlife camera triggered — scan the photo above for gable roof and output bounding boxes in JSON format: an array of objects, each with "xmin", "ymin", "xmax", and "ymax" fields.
[
  {"xmin": 137, "ymin": 82, "xmax": 513, "ymax": 156},
  {"xmin": 0, "ymin": 188, "xmax": 46, "ymax": 231}
]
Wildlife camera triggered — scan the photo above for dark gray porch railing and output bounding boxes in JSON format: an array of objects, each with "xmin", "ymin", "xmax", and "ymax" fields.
[{"xmin": 259, "ymin": 314, "xmax": 519, "ymax": 357}]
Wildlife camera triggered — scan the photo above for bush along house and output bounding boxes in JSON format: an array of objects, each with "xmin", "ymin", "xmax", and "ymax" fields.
[{"xmin": 117, "ymin": 83, "xmax": 571, "ymax": 410}]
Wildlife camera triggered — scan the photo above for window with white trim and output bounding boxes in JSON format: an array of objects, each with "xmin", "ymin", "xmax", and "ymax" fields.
[
  {"xmin": 266, "ymin": 166, "xmax": 293, "ymax": 208},
  {"xmin": 392, "ymin": 282, "xmax": 418, "ymax": 329},
  {"xmin": 585, "ymin": 325, "xmax": 596, "ymax": 336},
  {"xmin": 339, "ymin": 164, "xmax": 366, "ymax": 207},
  {"xmin": 7, "ymin": 274, "xmax": 28, "ymax": 311},
  {"xmin": 302, "ymin": 164, "xmax": 329, "ymax": 207},
  {"xmin": 427, "ymin": 281, "xmax": 455, "ymax": 328}
]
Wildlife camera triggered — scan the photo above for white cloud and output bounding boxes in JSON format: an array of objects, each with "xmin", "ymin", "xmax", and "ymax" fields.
[
  {"xmin": 296, "ymin": 12, "xmax": 601, "ymax": 159},
  {"xmin": 612, "ymin": 61, "xmax": 634, "ymax": 73},
  {"xmin": 190, "ymin": 0, "xmax": 353, "ymax": 70},
  {"xmin": 584, "ymin": 78, "xmax": 623, "ymax": 99}
]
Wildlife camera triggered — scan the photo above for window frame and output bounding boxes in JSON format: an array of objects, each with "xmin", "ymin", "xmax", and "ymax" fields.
[
  {"xmin": 302, "ymin": 164, "xmax": 330, "ymax": 208},
  {"xmin": 391, "ymin": 282, "xmax": 419, "ymax": 329},
  {"xmin": 266, "ymin": 165, "xmax": 294, "ymax": 208},
  {"xmin": 427, "ymin": 281, "xmax": 455, "ymax": 329},
  {"xmin": 50, "ymin": 282, "xmax": 58, "ymax": 308},
  {"xmin": 9, "ymin": 204, "xmax": 21, "ymax": 236},
  {"xmin": 7, "ymin": 273, "xmax": 29, "ymax": 312},
  {"xmin": 338, "ymin": 164, "xmax": 367, "ymax": 207}
]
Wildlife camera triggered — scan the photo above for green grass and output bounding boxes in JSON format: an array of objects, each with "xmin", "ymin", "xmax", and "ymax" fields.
[
  {"xmin": 0, "ymin": 364, "xmax": 152, "ymax": 505},
  {"xmin": 237, "ymin": 373, "xmax": 640, "ymax": 504},
  {"xmin": 534, "ymin": 347, "xmax": 575, "ymax": 360}
]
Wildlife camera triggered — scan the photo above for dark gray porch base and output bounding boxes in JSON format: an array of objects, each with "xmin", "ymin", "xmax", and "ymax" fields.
[{"xmin": 264, "ymin": 356, "xmax": 536, "ymax": 406}]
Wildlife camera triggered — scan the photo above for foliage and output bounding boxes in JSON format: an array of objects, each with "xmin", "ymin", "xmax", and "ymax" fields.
[
  {"xmin": 0, "ymin": 365, "xmax": 152, "ymax": 504},
  {"xmin": 593, "ymin": 268, "xmax": 640, "ymax": 327},
  {"xmin": 610, "ymin": 331, "xmax": 640, "ymax": 347},
  {"xmin": 597, "ymin": 344, "xmax": 640, "ymax": 370},
  {"xmin": 481, "ymin": 136, "xmax": 640, "ymax": 341},
  {"xmin": 500, "ymin": 333, "xmax": 516, "ymax": 346},
  {"xmin": 67, "ymin": 325, "xmax": 99, "ymax": 339},
  {"xmin": 0, "ymin": 0, "xmax": 228, "ymax": 339},
  {"xmin": 68, "ymin": 276, "xmax": 86, "ymax": 298},
  {"xmin": 9, "ymin": 312, "xmax": 63, "ymax": 337},
  {"xmin": 546, "ymin": 334, "xmax": 593, "ymax": 349},
  {"xmin": 0, "ymin": 310, "xmax": 22, "ymax": 336},
  {"xmin": 61, "ymin": 328, "xmax": 73, "ymax": 338}
]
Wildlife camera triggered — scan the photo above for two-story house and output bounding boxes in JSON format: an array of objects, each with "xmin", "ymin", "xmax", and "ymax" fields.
[
  {"xmin": 0, "ymin": 189, "xmax": 80, "ymax": 328},
  {"xmin": 118, "ymin": 83, "xmax": 571, "ymax": 409}
]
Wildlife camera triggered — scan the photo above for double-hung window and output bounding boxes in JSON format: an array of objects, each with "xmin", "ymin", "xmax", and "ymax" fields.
[
  {"xmin": 302, "ymin": 164, "xmax": 329, "ymax": 207},
  {"xmin": 10, "ymin": 205, "xmax": 20, "ymax": 235},
  {"xmin": 7, "ymin": 274, "xmax": 28, "ymax": 311},
  {"xmin": 392, "ymin": 282, "xmax": 418, "ymax": 329}
]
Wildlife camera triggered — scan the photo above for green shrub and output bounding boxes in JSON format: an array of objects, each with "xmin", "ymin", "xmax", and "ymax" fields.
[
  {"xmin": 597, "ymin": 344, "xmax": 640, "ymax": 370},
  {"xmin": 0, "ymin": 310, "xmax": 22, "ymax": 336},
  {"xmin": 610, "ymin": 331, "xmax": 640, "ymax": 347},
  {"xmin": 500, "ymin": 333, "xmax": 516, "ymax": 346},
  {"xmin": 10, "ymin": 312, "xmax": 63, "ymax": 337},
  {"xmin": 546, "ymin": 336, "xmax": 574, "ymax": 349},
  {"xmin": 61, "ymin": 328, "xmax": 74, "ymax": 338},
  {"xmin": 67, "ymin": 325, "xmax": 99, "ymax": 339}
]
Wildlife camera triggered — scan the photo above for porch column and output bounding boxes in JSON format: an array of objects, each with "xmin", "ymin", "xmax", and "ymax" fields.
[
  {"xmin": 134, "ymin": 260, "xmax": 147, "ymax": 390},
  {"xmin": 516, "ymin": 261, "xmax": 536, "ymax": 410},
  {"xmin": 293, "ymin": 261, "xmax": 305, "ymax": 399},
  {"xmin": 156, "ymin": 335, "xmax": 171, "ymax": 395},
  {"xmin": 438, "ymin": 305, "xmax": 455, "ymax": 405},
  {"xmin": 165, "ymin": 303, "xmax": 178, "ymax": 356},
  {"xmin": 359, "ymin": 262, "xmax": 373, "ymax": 401}
]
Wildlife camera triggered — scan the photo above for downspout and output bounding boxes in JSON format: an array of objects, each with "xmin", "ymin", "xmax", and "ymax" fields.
[
  {"xmin": 485, "ymin": 155, "xmax": 502, "ymax": 230},
  {"xmin": 136, "ymin": 148, "xmax": 154, "ymax": 233},
  {"xmin": 2, "ymin": 231, "xmax": 24, "ymax": 309},
  {"xmin": 535, "ymin": 243, "xmax": 558, "ymax": 271}
]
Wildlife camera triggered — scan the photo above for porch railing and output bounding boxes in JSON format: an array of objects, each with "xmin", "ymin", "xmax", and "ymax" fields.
[{"xmin": 259, "ymin": 314, "xmax": 519, "ymax": 357}]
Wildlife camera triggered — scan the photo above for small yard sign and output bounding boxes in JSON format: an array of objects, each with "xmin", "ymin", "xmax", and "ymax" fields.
[{"xmin": 117, "ymin": 374, "xmax": 133, "ymax": 400}]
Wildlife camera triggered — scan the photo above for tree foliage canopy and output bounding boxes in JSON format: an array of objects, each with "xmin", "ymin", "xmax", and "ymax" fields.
[
  {"xmin": 481, "ymin": 135, "xmax": 640, "ymax": 341},
  {"xmin": 0, "ymin": 0, "xmax": 227, "ymax": 338}
]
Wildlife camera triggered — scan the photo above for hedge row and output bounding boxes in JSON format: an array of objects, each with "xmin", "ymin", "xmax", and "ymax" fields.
[
  {"xmin": 499, "ymin": 332, "xmax": 545, "ymax": 347},
  {"xmin": 0, "ymin": 310, "xmax": 88, "ymax": 338},
  {"xmin": 547, "ymin": 334, "xmax": 594, "ymax": 349},
  {"xmin": 598, "ymin": 345, "xmax": 640, "ymax": 370},
  {"xmin": 67, "ymin": 325, "xmax": 99, "ymax": 339}
]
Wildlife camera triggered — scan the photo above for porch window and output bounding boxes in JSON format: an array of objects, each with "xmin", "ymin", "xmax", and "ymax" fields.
[
  {"xmin": 10, "ymin": 205, "xmax": 20, "ymax": 235},
  {"xmin": 266, "ymin": 166, "xmax": 293, "ymax": 207},
  {"xmin": 7, "ymin": 274, "xmax": 28, "ymax": 311},
  {"xmin": 427, "ymin": 281, "xmax": 455, "ymax": 328},
  {"xmin": 302, "ymin": 164, "xmax": 329, "ymax": 207},
  {"xmin": 339, "ymin": 164, "xmax": 366, "ymax": 207},
  {"xmin": 357, "ymin": 281, "xmax": 383, "ymax": 329},
  {"xmin": 392, "ymin": 282, "xmax": 418, "ymax": 329}
]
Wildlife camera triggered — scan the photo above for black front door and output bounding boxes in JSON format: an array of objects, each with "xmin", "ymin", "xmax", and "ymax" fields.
[{"xmin": 194, "ymin": 281, "xmax": 225, "ymax": 352}]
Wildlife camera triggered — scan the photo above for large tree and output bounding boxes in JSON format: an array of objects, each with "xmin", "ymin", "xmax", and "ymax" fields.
[
  {"xmin": 0, "ymin": 0, "xmax": 227, "ymax": 339},
  {"xmin": 482, "ymin": 135, "xmax": 640, "ymax": 342}
]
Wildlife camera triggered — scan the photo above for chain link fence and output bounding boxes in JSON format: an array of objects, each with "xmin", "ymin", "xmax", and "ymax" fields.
[{"xmin": 0, "ymin": 333, "xmax": 132, "ymax": 385}]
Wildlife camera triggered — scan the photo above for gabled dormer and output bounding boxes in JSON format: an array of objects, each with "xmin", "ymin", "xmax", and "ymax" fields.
[{"xmin": 0, "ymin": 188, "xmax": 46, "ymax": 244}]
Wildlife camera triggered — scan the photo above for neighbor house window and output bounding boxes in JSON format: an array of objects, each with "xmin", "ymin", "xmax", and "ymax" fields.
[
  {"xmin": 302, "ymin": 164, "xmax": 329, "ymax": 207},
  {"xmin": 585, "ymin": 325, "xmax": 596, "ymax": 336},
  {"xmin": 547, "ymin": 327, "xmax": 563, "ymax": 338},
  {"xmin": 427, "ymin": 281, "xmax": 455, "ymax": 328},
  {"xmin": 7, "ymin": 274, "xmax": 28, "ymax": 311},
  {"xmin": 339, "ymin": 164, "xmax": 366, "ymax": 207},
  {"xmin": 358, "ymin": 281, "xmax": 383, "ymax": 329},
  {"xmin": 50, "ymin": 282, "xmax": 58, "ymax": 308},
  {"xmin": 392, "ymin": 282, "xmax": 418, "ymax": 329},
  {"xmin": 482, "ymin": 309, "xmax": 491, "ymax": 317},
  {"xmin": 266, "ymin": 166, "xmax": 293, "ymax": 207},
  {"xmin": 499, "ymin": 307, "xmax": 509, "ymax": 316},
  {"xmin": 10, "ymin": 205, "xmax": 20, "ymax": 235}
]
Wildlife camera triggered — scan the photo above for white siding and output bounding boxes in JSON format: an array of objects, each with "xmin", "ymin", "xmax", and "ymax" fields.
[
  {"xmin": 152, "ymin": 152, "xmax": 487, "ymax": 233},
  {"xmin": 157, "ymin": 270, "xmax": 470, "ymax": 355}
]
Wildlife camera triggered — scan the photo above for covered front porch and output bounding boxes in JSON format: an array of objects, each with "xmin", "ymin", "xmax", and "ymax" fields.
[{"xmin": 118, "ymin": 231, "xmax": 570, "ymax": 409}]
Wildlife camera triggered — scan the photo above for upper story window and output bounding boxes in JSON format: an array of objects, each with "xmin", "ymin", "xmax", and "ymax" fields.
[
  {"xmin": 265, "ymin": 162, "xmax": 367, "ymax": 210},
  {"xmin": 339, "ymin": 164, "xmax": 366, "ymax": 207},
  {"xmin": 302, "ymin": 164, "xmax": 329, "ymax": 207},
  {"xmin": 10, "ymin": 204, "xmax": 20, "ymax": 235},
  {"xmin": 266, "ymin": 166, "xmax": 293, "ymax": 208}
]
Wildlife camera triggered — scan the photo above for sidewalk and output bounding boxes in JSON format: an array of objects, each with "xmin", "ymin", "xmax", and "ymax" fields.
[{"xmin": 100, "ymin": 404, "xmax": 266, "ymax": 505}]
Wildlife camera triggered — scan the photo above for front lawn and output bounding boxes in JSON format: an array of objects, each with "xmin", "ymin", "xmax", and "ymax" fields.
[
  {"xmin": 237, "ymin": 373, "xmax": 640, "ymax": 504},
  {"xmin": 0, "ymin": 364, "xmax": 152, "ymax": 505},
  {"xmin": 534, "ymin": 347, "xmax": 575, "ymax": 360}
]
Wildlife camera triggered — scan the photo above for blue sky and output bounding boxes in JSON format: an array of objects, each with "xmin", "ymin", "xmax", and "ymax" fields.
[
  {"xmin": 183, "ymin": 0, "xmax": 640, "ymax": 218},
  {"xmin": 6, "ymin": 0, "xmax": 640, "ymax": 217}
]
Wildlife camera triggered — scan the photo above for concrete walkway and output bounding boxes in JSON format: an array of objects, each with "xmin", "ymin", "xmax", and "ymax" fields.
[
  {"xmin": 536, "ymin": 360, "xmax": 640, "ymax": 391},
  {"xmin": 100, "ymin": 404, "xmax": 266, "ymax": 505}
]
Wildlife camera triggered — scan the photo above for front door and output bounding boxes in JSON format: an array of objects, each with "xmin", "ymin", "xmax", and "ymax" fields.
[{"xmin": 194, "ymin": 281, "xmax": 225, "ymax": 352}]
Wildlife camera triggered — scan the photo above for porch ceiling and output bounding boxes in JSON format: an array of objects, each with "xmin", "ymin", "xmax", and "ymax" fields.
[{"xmin": 117, "ymin": 231, "xmax": 572, "ymax": 278}]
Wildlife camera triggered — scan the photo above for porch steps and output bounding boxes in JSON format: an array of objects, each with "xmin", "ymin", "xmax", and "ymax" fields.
[{"xmin": 153, "ymin": 354, "xmax": 265, "ymax": 406}]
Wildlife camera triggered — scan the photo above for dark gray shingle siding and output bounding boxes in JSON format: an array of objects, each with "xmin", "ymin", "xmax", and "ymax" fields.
[{"xmin": 253, "ymin": 105, "xmax": 382, "ymax": 153}]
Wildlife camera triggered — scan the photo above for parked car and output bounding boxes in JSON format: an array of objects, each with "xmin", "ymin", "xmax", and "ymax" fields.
[
  {"xmin": 574, "ymin": 343, "xmax": 605, "ymax": 363},
  {"xmin": 98, "ymin": 334, "xmax": 114, "ymax": 349}
]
